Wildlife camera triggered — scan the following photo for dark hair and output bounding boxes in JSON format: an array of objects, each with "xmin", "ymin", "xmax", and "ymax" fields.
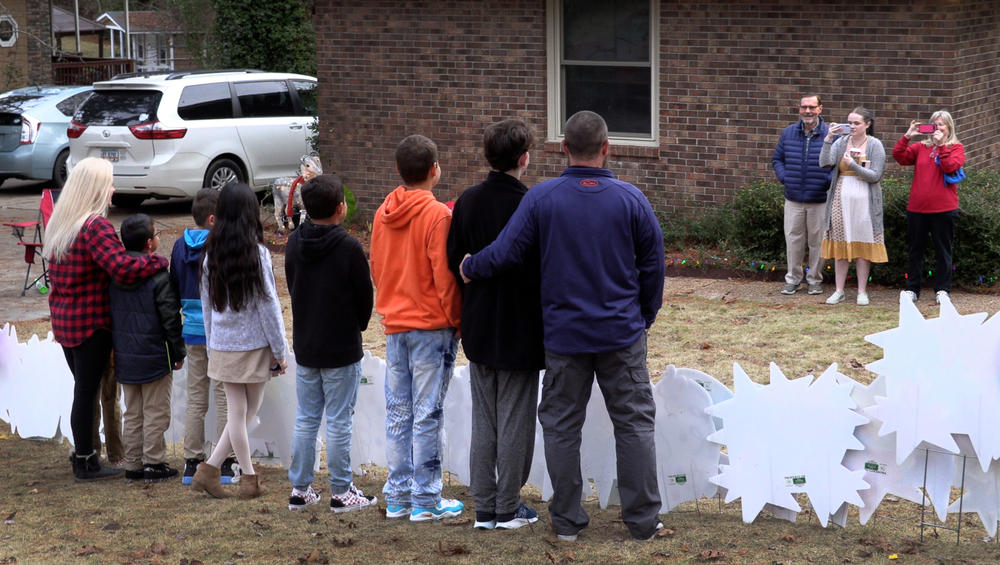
[
  {"xmin": 801, "ymin": 93, "xmax": 823, "ymax": 107},
  {"xmin": 563, "ymin": 111, "xmax": 608, "ymax": 159},
  {"xmin": 301, "ymin": 173, "xmax": 345, "ymax": 220},
  {"xmin": 850, "ymin": 106, "xmax": 875, "ymax": 136},
  {"xmin": 191, "ymin": 188, "xmax": 219, "ymax": 227},
  {"xmin": 120, "ymin": 213, "xmax": 153, "ymax": 252},
  {"xmin": 395, "ymin": 135, "xmax": 438, "ymax": 185},
  {"xmin": 484, "ymin": 119, "xmax": 534, "ymax": 172},
  {"xmin": 203, "ymin": 182, "xmax": 264, "ymax": 312}
]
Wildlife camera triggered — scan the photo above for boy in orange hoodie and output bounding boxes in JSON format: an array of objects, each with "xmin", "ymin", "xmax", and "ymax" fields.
[{"xmin": 370, "ymin": 134, "xmax": 464, "ymax": 522}]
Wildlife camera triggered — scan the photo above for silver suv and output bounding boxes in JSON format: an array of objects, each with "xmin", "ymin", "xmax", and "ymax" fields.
[{"xmin": 68, "ymin": 69, "xmax": 316, "ymax": 207}]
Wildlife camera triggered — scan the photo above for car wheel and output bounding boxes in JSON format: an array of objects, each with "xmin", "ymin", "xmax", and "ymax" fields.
[
  {"xmin": 51, "ymin": 149, "xmax": 70, "ymax": 187},
  {"xmin": 204, "ymin": 158, "xmax": 244, "ymax": 190},
  {"xmin": 111, "ymin": 194, "xmax": 147, "ymax": 208}
]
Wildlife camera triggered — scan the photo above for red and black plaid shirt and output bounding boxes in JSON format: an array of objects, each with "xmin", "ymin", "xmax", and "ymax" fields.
[{"xmin": 48, "ymin": 215, "xmax": 167, "ymax": 347}]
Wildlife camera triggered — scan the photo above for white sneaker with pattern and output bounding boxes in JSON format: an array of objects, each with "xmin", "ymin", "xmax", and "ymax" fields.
[{"xmin": 330, "ymin": 484, "xmax": 377, "ymax": 513}]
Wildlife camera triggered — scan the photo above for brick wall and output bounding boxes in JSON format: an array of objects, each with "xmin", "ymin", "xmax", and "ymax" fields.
[
  {"xmin": 315, "ymin": 0, "xmax": 1000, "ymax": 218},
  {"xmin": 24, "ymin": 0, "xmax": 52, "ymax": 86}
]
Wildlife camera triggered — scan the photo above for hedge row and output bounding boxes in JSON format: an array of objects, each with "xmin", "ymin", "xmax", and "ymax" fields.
[{"xmin": 662, "ymin": 169, "xmax": 1000, "ymax": 289}]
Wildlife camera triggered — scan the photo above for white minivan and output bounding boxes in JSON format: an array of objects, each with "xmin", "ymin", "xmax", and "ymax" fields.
[{"xmin": 67, "ymin": 69, "xmax": 316, "ymax": 207}]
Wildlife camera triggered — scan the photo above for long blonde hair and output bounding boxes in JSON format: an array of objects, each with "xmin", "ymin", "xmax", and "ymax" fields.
[
  {"xmin": 46, "ymin": 158, "xmax": 115, "ymax": 262},
  {"xmin": 921, "ymin": 109, "xmax": 960, "ymax": 147}
]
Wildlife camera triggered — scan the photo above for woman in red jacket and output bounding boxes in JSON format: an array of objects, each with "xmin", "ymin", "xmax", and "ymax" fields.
[
  {"xmin": 892, "ymin": 110, "xmax": 965, "ymax": 304},
  {"xmin": 46, "ymin": 157, "xmax": 168, "ymax": 481}
]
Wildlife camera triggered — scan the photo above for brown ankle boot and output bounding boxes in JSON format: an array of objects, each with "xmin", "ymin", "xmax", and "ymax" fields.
[
  {"xmin": 192, "ymin": 463, "xmax": 231, "ymax": 498},
  {"xmin": 239, "ymin": 473, "xmax": 265, "ymax": 499}
]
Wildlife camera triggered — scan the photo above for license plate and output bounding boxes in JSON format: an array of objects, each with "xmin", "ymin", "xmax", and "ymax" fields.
[{"xmin": 101, "ymin": 148, "xmax": 119, "ymax": 162}]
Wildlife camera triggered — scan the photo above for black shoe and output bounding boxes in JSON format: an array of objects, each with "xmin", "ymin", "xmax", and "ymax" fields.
[
  {"xmin": 143, "ymin": 463, "xmax": 179, "ymax": 483},
  {"xmin": 125, "ymin": 468, "xmax": 144, "ymax": 482},
  {"xmin": 182, "ymin": 458, "xmax": 203, "ymax": 485},
  {"xmin": 72, "ymin": 451, "xmax": 123, "ymax": 481},
  {"xmin": 220, "ymin": 457, "xmax": 239, "ymax": 485}
]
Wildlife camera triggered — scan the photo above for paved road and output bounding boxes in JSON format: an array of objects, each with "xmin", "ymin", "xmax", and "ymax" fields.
[{"xmin": 0, "ymin": 180, "xmax": 193, "ymax": 324}]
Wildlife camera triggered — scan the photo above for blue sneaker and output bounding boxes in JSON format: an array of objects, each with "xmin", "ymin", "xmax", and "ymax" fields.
[
  {"xmin": 386, "ymin": 504, "xmax": 412, "ymax": 519},
  {"xmin": 495, "ymin": 503, "xmax": 538, "ymax": 530},
  {"xmin": 410, "ymin": 498, "xmax": 464, "ymax": 522}
]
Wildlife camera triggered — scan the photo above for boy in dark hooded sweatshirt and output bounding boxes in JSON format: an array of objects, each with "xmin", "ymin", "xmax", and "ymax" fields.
[
  {"xmin": 169, "ymin": 188, "xmax": 234, "ymax": 485},
  {"xmin": 284, "ymin": 174, "xmax": 377, "ymax": 513},
  {"xmin": 111, "ymin": 213, "xmax": 185, "ymax": 483}
]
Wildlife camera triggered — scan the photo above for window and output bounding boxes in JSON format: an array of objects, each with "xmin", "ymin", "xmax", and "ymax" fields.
[
  {"xmin": 0, "ymin": 16, "xmax": 17, "ymax": 48},
  {"xmin": 178, "ymin": 83, "xmax": 234, "ymax": 120},
  {"xmin": 291, "ymin": 80, "xmax": 317, "ymax": 116},
  {"xmin": 234, "ymin": 81, "xmax": 295, "ymax": 118},
  {"xmin": 56, "ymin": 92, "xmax": 92, "ymax": 117},
  {"xmin": 75, "ymin": 91, "xmax": 162, "ymax": 126},
  {"xmin": 548, "ymin": 0, "xmax": 657, "ymax": 143}
]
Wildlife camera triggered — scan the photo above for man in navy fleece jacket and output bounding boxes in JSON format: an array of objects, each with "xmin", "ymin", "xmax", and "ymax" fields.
[{"xmin": 460, "ymin": 110, "xmax": 665, "ymax": 542}]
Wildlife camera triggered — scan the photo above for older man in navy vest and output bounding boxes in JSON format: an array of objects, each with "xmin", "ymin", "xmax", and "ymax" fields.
[{"xmin": 771, "ymin": 94, "xmax": 833, "ymax": 295}]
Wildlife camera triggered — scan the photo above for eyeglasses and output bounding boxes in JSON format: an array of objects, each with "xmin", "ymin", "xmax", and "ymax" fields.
[
  {"xmin": 153, "ymin": 230, "xmax": 162, "ymax": 238},
  {"xmin": 799, "ymin": 105, "xmax": 819, "ymax": 110}
]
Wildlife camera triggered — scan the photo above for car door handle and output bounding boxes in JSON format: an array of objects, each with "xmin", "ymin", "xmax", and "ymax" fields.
[{"xmin": 289, "ymin": 124, "xmax": 303, "ymax": 130}]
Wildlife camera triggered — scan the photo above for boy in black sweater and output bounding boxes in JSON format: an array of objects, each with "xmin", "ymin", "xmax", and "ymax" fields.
[
  {"xmin": 446, "ymin": 119, "xmax": 545, "ymax": 530},
  {"xmin": 111, "ymin": 213, "xmax": 185, "ymax": 483},
  {"xmin": 284, "ymin": 174, "xmax": 377, "ymax": 513}
]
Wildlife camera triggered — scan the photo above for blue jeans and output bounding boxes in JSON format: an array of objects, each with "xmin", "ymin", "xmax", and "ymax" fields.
[
  {"xmin": 287, "ymin": 361, "xmax": 361, "ymax": 493},
  {"xmin": 382, "ymin": 328, "xmax": 457, "ymax": 508}
]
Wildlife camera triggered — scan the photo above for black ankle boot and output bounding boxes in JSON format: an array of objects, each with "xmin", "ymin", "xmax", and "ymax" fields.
[{"xmin": 73, "ymin": 451, "xmax": 123, "ymax": 481}]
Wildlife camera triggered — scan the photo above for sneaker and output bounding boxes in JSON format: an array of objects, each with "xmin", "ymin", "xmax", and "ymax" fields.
[
  {"xmin": 288, "ymin": 485, "xmax": 321, "ymax": 511},
  {"xmin": 474, "ymin": 511, "xmax": 496, "ymax": 530},
  {"xmin": 143, "ymin": 463, "xmax": 179, "ymax": 483},
  {"xmin": 856, "ymin": 292, "xmax": 870, "ymax": 306},
  {"xmin": 330, "ymin": 484, "xmax": 377, "ymax": 513},
  {"xmin": 385, "ymin": 504, "xmax": 412, "ymax": 519},
  {"xmin": 638, "ymin": 521, "xmax": 665, "ymax": 541},
  {"xmin": 902, "ymin": 290, "xmax": 918, "ymax": 303},
  {"xmin": 410, "ymin": 498, "xmax": 464, "ymax": 522},
  {"xmin": 72, "ymin": 451, "xmax": 124, "ymax": 481},
  {"xmin": 780, "ymin": 283, "xmax": 799, "ymax": 295},
  {"xmin": 825, "ymin": 290, "xmax": 845, "ymax": 305},
  {"xmin": 220, "ymin": 457, "xmax": 239, "ymax": 485},
  {"xmin": 557, "ymin": 533, "xmax": 579, "ymax": 542},
  {"xmin": 495, "ymin": 503, "xmax": 539, "ymax": 530},
  {"xmin": 124, "ymin": 468, "xmax": 144, "ymax": 482},
  {"xmin": 807, "ymin": 283, "xmax": 823, "ymax": 295},
  {"xmin": 182, "ymin": 457, "xmax": 203, "ymax": 486},
  {"xmin": 936, "ymin": 290, "xmax": 950, "ymax": 304}
]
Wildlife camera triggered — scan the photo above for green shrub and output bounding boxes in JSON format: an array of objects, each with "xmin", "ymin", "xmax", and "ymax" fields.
[{"xmin": 668, "ymin": 169, "xmax": 1000, "ymax": 289}]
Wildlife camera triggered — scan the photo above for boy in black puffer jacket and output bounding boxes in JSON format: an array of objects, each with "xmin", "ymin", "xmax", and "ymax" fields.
[{"xmin": 111, "ymin": 213, "xmax": 185, "ymax": 483}]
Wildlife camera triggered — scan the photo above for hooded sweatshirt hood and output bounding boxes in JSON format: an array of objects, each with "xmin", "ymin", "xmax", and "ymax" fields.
[
  {"xmin": 377, "ymin": 185, "xmax": 442, "ymax": 230},
  {"xmin": 296, "ymin": 221, "xmax": 350, "ymax": 259}
]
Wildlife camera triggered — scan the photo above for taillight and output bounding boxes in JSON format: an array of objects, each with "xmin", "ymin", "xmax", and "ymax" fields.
[
  {"xmin": 19, "ymin": 115, "xmax": 40, "ymax": 144},
  {"xmin": 67, "ymin": 120, "xmax": 87, "ymax": 139},
  {"xmin": 129, "ymin": 121, "xmax": 187, "ymax": 140}
]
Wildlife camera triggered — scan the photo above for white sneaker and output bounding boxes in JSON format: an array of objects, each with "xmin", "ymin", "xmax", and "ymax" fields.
[
  {"xmin": 330, "ymin": 484, "xmax": 377, "ymax": 513},
  {"xmin": 902, "ymin": 290, "xmax": 918, "ymax": 303},
  {"xmin": 288, "ymin": 485, "xmax": 321, "ymax": 510},
  {"xmin": 825, "ymin": 291, "xmax": 845, "ymax": 305},
  {"xmin": 935, "ymin": 290, "xmax": 950, "ymax": 304},
  {"xmin": 856, "ymin": 292, "xmax": 869, "ymax": 306},
  {"xmin": 410, "ymin": 498, "xmax": 464, "ymax": 521}
]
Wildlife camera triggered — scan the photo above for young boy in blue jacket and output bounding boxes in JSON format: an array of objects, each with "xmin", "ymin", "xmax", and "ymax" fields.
[
  {"xmin": 111, "ymin": 214, "xmax": 185, "ymax": 482},
  {"xmin": 169, "ymin": 188, "xmax": 235, "ymax": 485}
]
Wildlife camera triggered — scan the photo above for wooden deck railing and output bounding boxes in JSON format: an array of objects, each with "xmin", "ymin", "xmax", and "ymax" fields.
[{"xmin": 51, "ymin": 58, "xmax": 135, "ymax": 86}]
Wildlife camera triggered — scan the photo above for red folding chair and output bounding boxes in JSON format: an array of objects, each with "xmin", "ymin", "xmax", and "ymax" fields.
[{"xmin": 4, "ymin": 189, "xmax": 59, "ymax": 296}]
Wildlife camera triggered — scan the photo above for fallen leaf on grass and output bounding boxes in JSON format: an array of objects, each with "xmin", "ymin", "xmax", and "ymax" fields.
[
  {"xmin": 781, "ymin": 534, "xmax": 796, "ymax": 543},
  {"xmin": 129, "ymin": 548, "xmax": 151, "ymax": 559},
  {"xmin": 436, "ymin": 541, "xmax": 468, "ymax": 556},
  {"xmin": 442, "ymin": 516, "xmax": 472, "ymax": 526},
  {"xmin": 231, "ymin": 551, "xmax": 245, "ymax": 558},
  {"xmin": 24, "ymin": 481, "xmax": 38, "ymax": 487},
  {"xmin": 149, "ymin": 542, "xmax": 167, "ymax": 555},
  {"xmin": 249, "ymin": 519, "xmax": 271, "ymax": 530},
  {"xmin": 297, "ymin": 549, "xmax": 328, "ymax": 563},
  {"xmin": 332, "ymin": 537, "xmax": 354, "ymax": 548},
  {"xmin": 651, "ymin": 550, "xmax": 671, "ymax": 558},
  {"xmin": 72, "ymin": 545, "xmax": 100, "ymax": 556},
  {"xmin": 178, "ymin": 559, "xmax": 204, "ymax": 565},
  {"xmin": 27, "ymin": 489, "xmax": 37, "ymax": 495},
  {"xmin": 900, "ymin": 538, "xmax": 923, "ymax": 554},
  {"xmin": 698, "ymin": 342, "xmax": 712, "ymax": 350},
  {"xmin": 656, "ymin": 527, "xmax": 674, "ymax": 537},
  {"xmin": 257, "ymin": 506, "xmax": 269, "ymax": 514},
  {"xmin": 849, "ymin": 359, "xmax": 864, "ymax": 369},
  {"xmin": 698, "ymin": 549, "xmax": 725, "ymax": 561},
  {"xmin": 3, "ymin": 511, "xmax": 14, "ymax": 525},
  {"xmin": 679, "ymin": 544, "xmax": 691, "ymax": 552},
  {"xmin": 311, "ymin": 532, "xmax": 324, "ymax": 537},
  {"xmin": 101, "ymin": 522, "xmax": 120, "ymax": 531},
  {"xmin": 307, "ymin": 515, "xmax": 319, "ymax": 524}
]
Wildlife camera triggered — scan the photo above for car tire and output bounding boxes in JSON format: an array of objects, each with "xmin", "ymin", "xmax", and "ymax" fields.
[
  {"xmin": 204, "ymin": 158, "xmax": 244, "ymax": 190},
  {"xmin": 111, "ymin": 194, "xmax": 148, "ymax": 208},
  {"xmin": 51, "ymin": 149, "xmax": 70, "ymax": 188}
]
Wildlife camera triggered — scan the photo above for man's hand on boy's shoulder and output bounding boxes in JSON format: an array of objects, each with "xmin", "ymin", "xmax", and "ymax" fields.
[
  {"xmin": 459, "ymin": 253, "xmax": 472, "ymax": 283},
  {"xmin": 173, "ymin": 359, "xmax": 184, "ymax": 370}
]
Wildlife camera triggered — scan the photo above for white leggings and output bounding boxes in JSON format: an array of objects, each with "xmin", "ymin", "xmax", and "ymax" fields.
[{"xmin": 207, "ymin": 382, "xmax": 266, "ymax": 475}]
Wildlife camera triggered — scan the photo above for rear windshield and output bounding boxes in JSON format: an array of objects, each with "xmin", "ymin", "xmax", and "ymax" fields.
[{"xmin": 74, "ymin": 90, "xmax": 162, "ymax": 126}]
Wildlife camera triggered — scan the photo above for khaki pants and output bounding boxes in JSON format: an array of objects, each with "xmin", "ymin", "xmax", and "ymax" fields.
[
  {"xmin": 91, "ymin": 355, "xmax": 123, "ymax": 461},
  {"xmin": 784, "ymin": 199, "xmax": 827, "ymax": 286},
  {"xmin": 121, "ymin": 375, "xmax": 173, "ymax": 470},
  {"xmin": 182, "ymin": 345, "xmax": 228, "ymax": 460}
]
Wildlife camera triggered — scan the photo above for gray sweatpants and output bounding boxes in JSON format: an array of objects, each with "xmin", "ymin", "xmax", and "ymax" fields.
[
  {"xmin": 469, "ymin": 363, "xmax": 540, "ymax": 517},
  {"xmin": 538, "ymin": 334, "xmax": 661, "ymax": 539}
]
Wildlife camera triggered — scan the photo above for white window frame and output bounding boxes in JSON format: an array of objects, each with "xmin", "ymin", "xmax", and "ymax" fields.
[{"xmin": 546, "ymin": 0, "xmax": 659, "ymax": 146}]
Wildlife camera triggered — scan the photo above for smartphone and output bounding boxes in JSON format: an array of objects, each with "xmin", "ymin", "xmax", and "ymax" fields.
[
  {"xmin": 837, "ymin": 124, "xmax": 850, "ymax": 134},
  {"xmin": 918, "ymin": 124, "xmax": 937, "ymax": 134},
  {"xmin": 270, "ymin": 362, "xmax": 281, "ymax": 372}
]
